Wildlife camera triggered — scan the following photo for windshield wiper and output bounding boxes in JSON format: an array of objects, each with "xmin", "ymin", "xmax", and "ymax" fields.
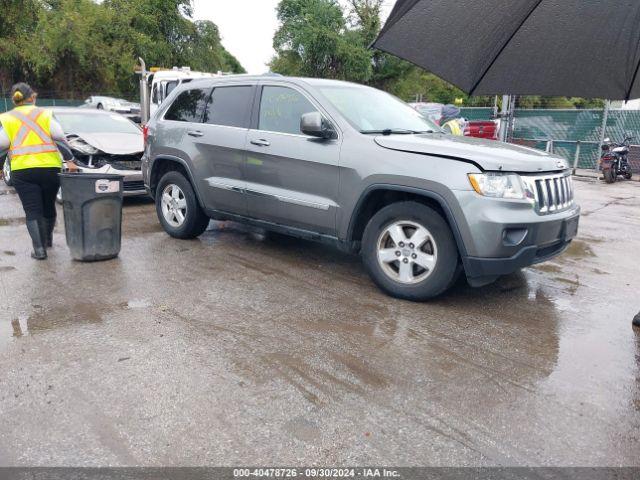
[{"xmin": 360, "ymin": 128, "xmax": 435, "ymax": 135}]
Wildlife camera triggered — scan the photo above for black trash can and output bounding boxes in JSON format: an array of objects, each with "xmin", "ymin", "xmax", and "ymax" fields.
[{"xmin": 59, "ymin": 173, "xmax": 124, "ymax": 262}]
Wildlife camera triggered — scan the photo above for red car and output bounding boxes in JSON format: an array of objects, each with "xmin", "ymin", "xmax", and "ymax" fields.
[{"xmin": 410, "ymin": 102, "xmax": 499, "ymax": 140}]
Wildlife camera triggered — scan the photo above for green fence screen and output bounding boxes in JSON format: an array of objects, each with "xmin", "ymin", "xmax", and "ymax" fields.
[{"xmin": 461, "ymin": 107, "xmax": 640, "ymax": 170}]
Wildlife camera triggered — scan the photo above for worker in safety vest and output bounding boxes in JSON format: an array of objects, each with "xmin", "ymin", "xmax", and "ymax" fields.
[
  {"xmin": 440, "ymin": 105, "xmax": 463, "ymax": 136},
  {"xmin": 0, "ymin": 83, "xmax": 73, "ymax": 260}
]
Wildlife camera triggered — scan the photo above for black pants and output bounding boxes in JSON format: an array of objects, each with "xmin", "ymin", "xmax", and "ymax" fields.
[{"xmin": 12, "ymin": 167, "xmax": 61, "ymax": 221}]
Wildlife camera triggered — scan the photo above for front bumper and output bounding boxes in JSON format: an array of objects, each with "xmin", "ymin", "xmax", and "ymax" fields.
[
  {"xmin": 463, "ymin": 236, "xmax": 574, "ymax": 282},
  {"xmin": 453, "ymin": 190, "xmax": 580, "ymax": 285}
]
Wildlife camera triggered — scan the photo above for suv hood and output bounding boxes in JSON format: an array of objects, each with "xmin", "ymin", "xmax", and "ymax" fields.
[{"xmin": 374, "ymin": 134, "xmax": 569, "ymax": 173}]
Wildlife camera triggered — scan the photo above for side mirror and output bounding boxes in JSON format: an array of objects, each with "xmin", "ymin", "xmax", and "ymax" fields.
[{"xmin": 301, "ymin": 112, "xmax": 334, "ymax": 139}]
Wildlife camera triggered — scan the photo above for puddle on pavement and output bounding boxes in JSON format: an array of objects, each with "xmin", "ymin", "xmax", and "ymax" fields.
[
  {"xmin": 553, "ymin": 276, "xmax": 581, "ymax": 295},
  {"xmin": 126, "ymin": 222, "xmax": 164, "ymax": 235},
  {"xmin": 258, "ymin": 351, "xmax": 390, "ymax": 406},
  {"xmin": 563, "ymin": 240, "xmax": 595, "ymax": 259},
  {"xmin": 122, "ymin": 299, "xmax": 152, "ymax": 309},
  {"xmin": 200, "ymin": 221, "xmax": 268, "ymax": 245},
  {"xmin": 531, "ymin": 263, "xmax": 563, "ymax": 274},
  {"xmin": 283, "ymin": 416, "xmax": 321, "ymax": 445},
  {"xmin": 1, "ymin": 302, "xmax": 110, "ymax": 346}
]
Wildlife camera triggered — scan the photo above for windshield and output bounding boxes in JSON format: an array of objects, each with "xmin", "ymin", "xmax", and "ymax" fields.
[
  {"xmin": 55, "ymin": 113, "xmax": 140, "ymax": 134},
  {"xmin": 318, "ymin": 85, "xmax": 440, "ymax": 133}
]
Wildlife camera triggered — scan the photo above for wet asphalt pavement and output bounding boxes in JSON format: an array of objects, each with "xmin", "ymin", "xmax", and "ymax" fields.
[{"xmin": 0, "ymin": 178, "xmax": 638, "ymax": 467}]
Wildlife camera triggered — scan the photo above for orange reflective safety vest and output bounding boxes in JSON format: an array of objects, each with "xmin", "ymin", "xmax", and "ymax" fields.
[{"xmin": 0, "ymin": 105, "xmax": 62, "ymax": 171}]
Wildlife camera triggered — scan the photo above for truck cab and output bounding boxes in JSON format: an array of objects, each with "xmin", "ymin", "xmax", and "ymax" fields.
[
  {"xmin": 137, "ymin": 59, "xmax": 231, "ymax": 123},
  {"xmin": 148, "ymin": 69, "xmax": 221, "ymax": 117}
]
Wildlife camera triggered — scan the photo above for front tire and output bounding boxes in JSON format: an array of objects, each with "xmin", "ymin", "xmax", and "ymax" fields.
[
  {"xmin": 156, "ymin": 171, "xmax": 209, "ymax": 239},
  {"xmin": 361, "ymin": 202, "xmax": 459, "ymax": 301}
]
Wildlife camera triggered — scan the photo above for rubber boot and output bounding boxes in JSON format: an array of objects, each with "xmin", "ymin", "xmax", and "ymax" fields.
[
  {"xmin": 26, "ymin": 220, "xmax": 47, "ymax": 260},
  {"xmin": 38, "ymin": 218, "xmax": 47, "ymax": 248},
  {"xmin": 43, "ymin": 217, "xmax": 55, "ymax": 248}
]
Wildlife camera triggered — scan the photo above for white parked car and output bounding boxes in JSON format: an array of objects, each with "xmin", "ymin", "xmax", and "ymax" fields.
[{"xmin": 81, "ymin": 96, "xmax": 141, "ymax": 122}]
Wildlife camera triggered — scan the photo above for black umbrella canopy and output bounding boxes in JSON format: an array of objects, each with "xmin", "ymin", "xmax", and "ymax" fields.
[{"xmin": 374, "ymin": 0, "xmax": 640, "ymax": 100}]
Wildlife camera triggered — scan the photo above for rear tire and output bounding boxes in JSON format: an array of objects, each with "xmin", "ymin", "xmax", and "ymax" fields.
[
  {"xmin": 603, "ymin": 168, "xmax": 616, "ymax": 184},
  {"xmin": 156, "ymin": 171, "xmax": 209, "ymax": 239},
  {"xmin": 361, "ymin": 201, "xmax": 459, "ymax": 301}
]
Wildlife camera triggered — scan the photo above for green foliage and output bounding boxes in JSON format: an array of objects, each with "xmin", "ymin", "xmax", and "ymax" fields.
[
  {"xmin": 0, "ymin": 0, "xmax": 244, "ymax": 98},
  {"xmin": 516, "ymin": 96, "xmax": 606, "ymax": 109},
  {"xmin": 271, "ymin": 0, "xmax": 371, "ymax": 80}
]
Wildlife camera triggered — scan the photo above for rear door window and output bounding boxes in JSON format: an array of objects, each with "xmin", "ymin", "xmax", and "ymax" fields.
[
  {"xmin": 203, "ymin": 86, "xmax": 253, "ymax": 128},
  {"xmin": 164, "ymin": 89, "xmax": 210, "ymax": 123},
  {"xmin": 258, "ymin": 86, "xmax": 318, "ymax": 135}
]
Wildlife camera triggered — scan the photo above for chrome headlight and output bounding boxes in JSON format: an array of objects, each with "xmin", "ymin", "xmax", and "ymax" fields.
[
  {"xmin": 468, "ymin": 172, "xmax": 530, "ymax": 200},
  {"xmin": 68, "ymin": 137, "xmax": 99, "ymax": 155}
]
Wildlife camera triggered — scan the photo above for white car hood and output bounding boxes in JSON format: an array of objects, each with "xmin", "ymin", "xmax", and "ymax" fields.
[
  {"xmin": 374, "ymin": 133, "xmax": 569, "ymax": 173},
  {"xmin": 76, "ymin": 133, "xmax": 143, "ymax": 155}
]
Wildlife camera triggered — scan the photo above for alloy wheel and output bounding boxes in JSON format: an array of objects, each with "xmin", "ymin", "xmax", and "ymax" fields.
[
  {"xmin": 376, "ymin": 220, "xmax": 438, "ymax": 284},
  {"xmin": 161, "ymin": 184, "xmax": 188, "ymax": 228}
]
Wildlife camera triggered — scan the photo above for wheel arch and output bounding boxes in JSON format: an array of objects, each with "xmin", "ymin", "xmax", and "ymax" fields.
[
  {"xmin": 149, "ymin": 155, "xmax": 205, "ymax": 208},
  {"xmin": 346, "ymin": 184, "xmax": 469, "ymax": 257}
]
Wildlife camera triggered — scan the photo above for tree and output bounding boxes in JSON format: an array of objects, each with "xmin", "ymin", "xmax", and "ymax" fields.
[
  {"xmin": 0, "ymin": 0, "xmax": 43, "ymax": 91},
  {"xmin": 270, "ymin": 0, "xmax": 371, "ymax": 81},
  {"xmin": 0, "ymin": 0, "xmax": 245, "ymax": 98}
]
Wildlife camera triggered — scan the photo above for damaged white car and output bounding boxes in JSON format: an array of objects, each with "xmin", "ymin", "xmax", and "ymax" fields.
[
  {"xmin": 2, "ymin": 108, "xmax": 145, "ymax": 195},
  {"xmin": 53, "ymin": 108, "xmax": 146, "ymax": 198}
]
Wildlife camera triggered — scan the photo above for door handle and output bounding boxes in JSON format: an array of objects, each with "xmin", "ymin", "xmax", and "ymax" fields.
[
  {"xmin": 250, "ymin": 139, "xmax": 270, "ymax": 147},
  {"xmin": 188, "ymin": 130, "xmax": 204, "ymax": 138}
]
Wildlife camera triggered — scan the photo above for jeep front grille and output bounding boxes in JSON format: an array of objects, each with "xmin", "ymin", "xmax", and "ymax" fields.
[{"xmin": 526, "ymin": 173, "xmax": 575, "ymax": 215}]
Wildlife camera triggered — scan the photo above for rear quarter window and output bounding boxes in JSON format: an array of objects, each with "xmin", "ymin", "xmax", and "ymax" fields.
[{"xmin": 164, "ymin": 89, "xmax": 210, "ymax": 123}]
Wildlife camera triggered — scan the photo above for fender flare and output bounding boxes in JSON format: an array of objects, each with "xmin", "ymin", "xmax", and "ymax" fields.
[
  {"xmin": 346, "ymin": 184, "xmax": 469, "ymax": 257},
  {"xmin": 150, "ymin": 155, "xmax": 206, "ymax": 208}
]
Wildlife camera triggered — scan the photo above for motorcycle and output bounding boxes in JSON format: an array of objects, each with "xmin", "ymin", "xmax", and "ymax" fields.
[{"xmin": 600, "ymin": 135, "xmax": 634, "ymax": 184}]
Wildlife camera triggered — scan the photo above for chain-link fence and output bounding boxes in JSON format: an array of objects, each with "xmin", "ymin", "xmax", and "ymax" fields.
[{"xmin": 459, "ymin": 99, "xmax": 640, "ymax": 173}]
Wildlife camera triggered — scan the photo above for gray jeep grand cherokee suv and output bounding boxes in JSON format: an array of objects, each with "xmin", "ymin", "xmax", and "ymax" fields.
[{"xmin": 142, "ymin": 76, "xmax": 580, "ymax": 301}]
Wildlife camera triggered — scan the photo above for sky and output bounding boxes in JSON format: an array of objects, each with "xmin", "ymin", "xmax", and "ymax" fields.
[{"xmin": 192, "ymin": 0, "xmax": 395, "ymax": 74}]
